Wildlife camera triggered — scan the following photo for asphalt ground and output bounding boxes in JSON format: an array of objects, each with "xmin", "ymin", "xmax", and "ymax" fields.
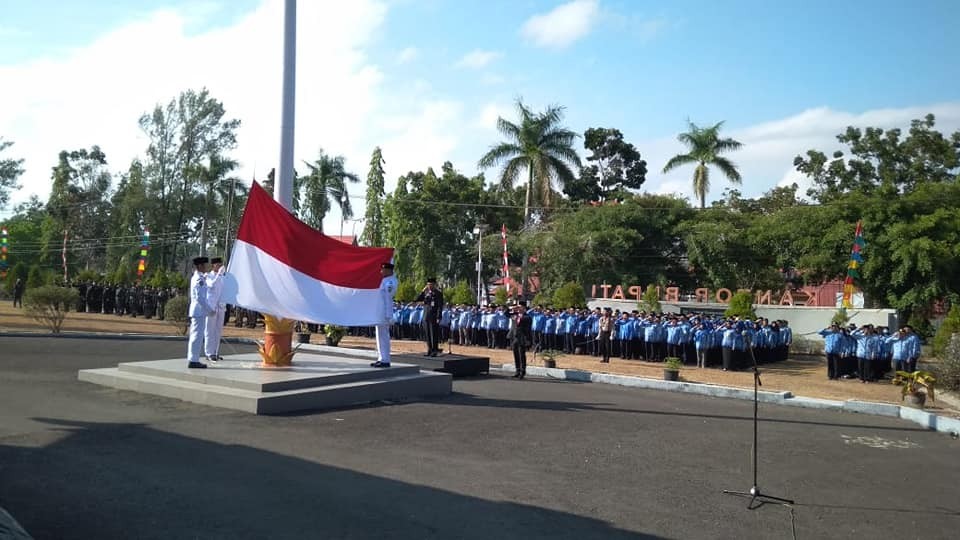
[{"xmin": 0, "ymin": 336, "xmax": 958, "ymax": 540}]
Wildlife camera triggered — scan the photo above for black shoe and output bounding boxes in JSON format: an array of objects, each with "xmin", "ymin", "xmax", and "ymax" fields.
[
  {"xmin": 423, "ymin": 353, "xmax": 433, "ymax": 357},
  {"xmin": 518, "ymin": 373, "xmax": 525, "ymax": 379},
  {"xmin": 512, "ymin": 372, "xmax": 521, "ymax": 378},
  {"xmin": 187, "ymin": 362, "xmax": 207, "ymax": 369},
  {"xmin": 370, "ymin": 361, "xmax": 391, "ymax": 368}
]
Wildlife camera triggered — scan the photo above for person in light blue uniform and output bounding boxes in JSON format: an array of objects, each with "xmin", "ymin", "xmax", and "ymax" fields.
[
  {"xmin": 563, "ymin": 309, "xmax": 579, "ymax": 354},
  {"xmin": 853, "ymin": 325, "xmax": 881, "ymax": 382},
  {"xmin": 440, "ymin": 305, "xmax": 453, "ymax": 346},
  {"xmin": 543, "ymin": 310, "xmax": 557, "ymax": 351},
  {"xmin": 693, "ymin": 322, "xmax": 711, "ymax": 368},
  {"xmin": 616, "ymin": 312, "xmax": 634, "ymax": 359},
  {"xmin": 888, "ymin": 325, "xmax": 922, "ymax": 373},
  {"xmin": 495, "ymin": 307, "xmax": 511, "ymax": 349},
  {"xmin": 577, "ymin": 313, "xmax": 592, "ymax": 355},
  {"xmin": 531, "ymin": 307, "xmax": 546, "ymax": 351},
  {"xmin": 819, "ymin": 324, "xmax": 844, "ymax": 380}
]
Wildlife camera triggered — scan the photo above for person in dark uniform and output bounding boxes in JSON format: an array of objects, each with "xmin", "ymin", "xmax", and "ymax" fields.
[
  {"xmin": 157, "ymin": 287, "xmax": 169, "ymax": 320},
  {"xmin": 12, "ymin": 278, "xmax": 25, "ymax": 308},
  {"xmin": 143, "ymin": 287, "xmax": 156, "ymax": 319},
  {"xmin": 102, "ymin": 283, "xmax": 114, "ymax": 314},
  {"xmin": 415, "ymin": 277, "xmax": 444, "ymax": 357},
  {"xmin": 508, "ymin": 301, "xmax": 533, "ymax": 379}
]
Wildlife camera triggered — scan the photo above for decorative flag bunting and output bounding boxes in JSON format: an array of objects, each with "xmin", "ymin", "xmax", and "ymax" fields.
[
  {"xmin": 842, "ymin": 220, "xmax": 865, "ymax": 308},
  {"xmin": 501, "ymin": 224, "xmax": 509, "ymax": 293},
  {"xmin": 0, "ymin": 227, "xmax": 8, "ymax": 280},
  {"xmin": 137, "ymin": 229, "xmax": 150, "ymax": 276}
]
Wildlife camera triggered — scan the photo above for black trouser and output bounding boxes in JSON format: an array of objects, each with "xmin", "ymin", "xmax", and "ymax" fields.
[
  {"xmin": 858, "ymin": 357, "xmax": 872, "ymax": 381},
  {"xmin": 722, "ymin": 348, "xmax": 735, "ymax": 370},
  {"xmin": 564, "ymin": 333, "xmax": 575, "ymax": 354},
  {"xmin": 826, "ymin": 353, "xmax": 840, "ymax": 379},
  {"xmin": 513, "ymin": 342, "xmax": 527, "ymax": 375},
  {"xmin": 13, "ymin": 295, "xmax": 22, "ymax": 308},
  {"xmin": 424, "ymin": 319, "xmax": 440, "ymax": 354},
  {"xmin": 599, "ymin": 332, "xmax": 611, "ymax": 362}
]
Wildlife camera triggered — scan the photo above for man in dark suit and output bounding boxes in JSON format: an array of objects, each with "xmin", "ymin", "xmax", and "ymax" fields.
[
  {"xmin": 508, "ymin": 301, "xmax": 533, "ymax": 379},
  {"xmin": 415, "ymin": 277, "xmax": 445, "ymax": 357}
]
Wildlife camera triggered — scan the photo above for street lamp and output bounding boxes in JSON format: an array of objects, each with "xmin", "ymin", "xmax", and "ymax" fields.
[{"xmin": 473, "ymin": 225, "xmax": 486, "ymax": 306}]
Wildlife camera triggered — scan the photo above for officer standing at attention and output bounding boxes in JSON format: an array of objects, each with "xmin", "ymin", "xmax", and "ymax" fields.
[
  {"xmin": 508, "ymin": 301, "xmax": 533, "ymax": 379},
  {"xmin": 415, "ymin": 277, "xmax": 445, "ymax": 357},
  {"xmin": 372, "ymin": 262, "xmax": 398, "ymax": 368},
  {"xmin": 204, "ymin": 257, "xmax": 227, "ymax": 362},
  {"xmin": 187, "ymin": 257, "xmax": 215, "ymax": 369}
]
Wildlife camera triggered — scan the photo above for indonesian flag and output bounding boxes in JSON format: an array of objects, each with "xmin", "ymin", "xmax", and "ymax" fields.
[{"xmin": 223, "ymin": 182, "xmax": 394, "ymax": 326}]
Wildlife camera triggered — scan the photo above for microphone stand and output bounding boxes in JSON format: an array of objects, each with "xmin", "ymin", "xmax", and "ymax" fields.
[{"xmin": 723, "ymin": 331, "xmax": 794, "ymax": 509}]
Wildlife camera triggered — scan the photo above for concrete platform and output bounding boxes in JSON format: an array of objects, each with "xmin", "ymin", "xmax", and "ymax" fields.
[
  {"xmin": 78, "ymin": 353, "xmax": 452, "ymax": 415},
  {"xmin": 299, "ymin": 343, "xmax": 490, "ymax": 376}
]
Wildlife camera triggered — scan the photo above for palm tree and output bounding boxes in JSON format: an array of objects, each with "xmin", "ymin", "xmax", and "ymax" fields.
[
  {"xmin": 662, "ymin": 121, "xmax": 743, "ymax": 209},
  {"xmin": 300, "ymin": 151, "xmax": 360, "ymax": 233},
  {"xmin": 478, "ymin": 100, "xmax": 581, "ymax": 226}
]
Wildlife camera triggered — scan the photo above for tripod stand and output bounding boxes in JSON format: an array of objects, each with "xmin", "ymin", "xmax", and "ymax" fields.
[{"xmin": 723, "ymin": 336, "xmax": 794, "ymax": 509}]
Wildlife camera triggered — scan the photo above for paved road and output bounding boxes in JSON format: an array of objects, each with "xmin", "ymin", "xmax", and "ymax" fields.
[{"xmin": 0, "ymin": 336, "xmax": 958, "ymax": 539}]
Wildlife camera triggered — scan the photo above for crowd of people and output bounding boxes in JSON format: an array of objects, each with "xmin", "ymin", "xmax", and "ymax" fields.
[
  {"xmin": 67, "ymin": 281, "xmax": 179, "ymax": 319},
  {"xmin": 388, "ymin": 302, "xmax": 794, "ymax": 371},
  {"xmin": 819, "ymin": 323, "xmax": 922, "ymax": 382}
]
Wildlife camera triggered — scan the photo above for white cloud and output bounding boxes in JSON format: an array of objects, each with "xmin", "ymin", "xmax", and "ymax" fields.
[
  {"xmin": 520, "ymin": 0, "xmax": 599, "ymax": 49},
  {"xmin": 476, "ymin": 103, "xmax": 511, "ymax": 131},
  {"xmin": 396, "ymin": 46, "xmax": 418, "ymax": 64},
  {"xmin": 0, "ymin": 0, "xmax": 469, "ymax": 231},
  {"xmin": 641, "ymin": 103, "xmax": 960, "ymax": 204},
  {"xmin": 455, "ymin": 49, "xmax": 501, "ymax": 69}
]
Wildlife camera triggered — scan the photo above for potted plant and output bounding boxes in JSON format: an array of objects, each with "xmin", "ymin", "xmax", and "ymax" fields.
[
  {"xmin": 323, "ymin": 324, "xmax": 347, "ymax": 347},
  {"xmin": 295, "ymin": 321, "xmax": 311, "ymax": 344},
  {"xmin": 892, "ymin": 370, "xmax": 936, "ymax": 408},
  {"xmin": 541, "ymin": 349, "xmax": 563, "ymax": 369},
  {"xmin": 664, "ymin": 357, "xmax": 682, "ymax": 382}
]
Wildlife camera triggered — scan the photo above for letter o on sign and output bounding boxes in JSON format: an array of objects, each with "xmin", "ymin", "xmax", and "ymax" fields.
[{"xmin": 715, "ymin": 288, "xmax": 732, "ymax": 303}]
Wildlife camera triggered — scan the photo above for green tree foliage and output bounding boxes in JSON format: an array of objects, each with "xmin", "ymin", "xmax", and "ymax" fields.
[
  {"xmin": 361, "ymin": 147, "xmax": 386, "ymax": 247},
  {"xmin": 26, "ymin": 265, "xmax": 45, "ymax": 289},
  {"xmin": 933, "ymin": 305, "xmax": 960, "ymax": 358},
  {"xmin": 662, "ymin": 121, "xmax": 743, "ymax": 209},
  {"xmin": 24, "ymin": 285, "xmax": 79, "ymax": 333},
  {"xmin": 641, "ymin": 284, "xmax": 661, "ymax": 313},
  {"xmin": 725, "ymin": 291, "xmax": 757, "ymax": 319},
  {"xmin": 4, "ymin": 262, "xmax": 28, "ymax": 295},
  {"xmin": 478, "ymin": 99, "xmax": 581, "ymax": 225},
  {"xmin": 395, "ymin": 280, "xmax": 418, "ymax": 303},
  {"xmin": 532, "ymin": 291, "xmax": 552, "ymax": 308},
  {"xmin": 681, "ymin": 208, "xmax": 782, "ymax": 291},
  {"xmin": 564, "ymin": 127, "xmax": 646, "ymax": 204},
  {"xmin": 0, "ymin": 138, "xmax": 24, "ymax": 209},
  {"xmin": 933, "ymin": 334, "xmax": 960, "ymax": 392},
  {"xmin": 300, "ymin": 150, "xmax": 360, "ymax": 233},
  {"xmin": 447, "ymin": 280, "xmax": 474, "ymax": 305},
  {"xmin": 553, "ymin": 281, "xmax": 586, "ymax": 309}
]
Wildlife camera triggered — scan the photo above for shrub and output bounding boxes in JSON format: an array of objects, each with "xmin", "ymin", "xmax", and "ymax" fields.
[
  {"xmin": 75, "ymin": 269, "xmax": 100, "ymax": 283},
  {"xmin": 933, "ymin": 333, "xmax": 960, "ymax": 393},
  {"xmin": 395, "ymin": 280, "xmax": 418, "ymax": 303},
  {"xmin": 933, "ymin": 305, "xmax": 960, "ymax": 358},
  {"xmin": 641, "ymin": 284, "xmax": 661, "ymax": 313},
  {"xmin": 553, "ymin": 281, "xmax": 586, "ymax": 309},
  {"xmin": 26, "ymin": 265, "xmax": 45, "ymax": 289},
  {"xmin": 448, "ymin": 280, "xmax": 475, "ymax": 305},
  {"xmin": 906, "ymin": 312, "xmax": 934, "ymax": 340},
  {"xmin": 23, "ymin": 285, "xmax": 79, "ymax": 334},
  {"xmin": 494, "ymin": 286, "xmax": 508, "ymax": 305},
  {"xmin": 532, "ymin": 291, "xmax": 552, "ymax": 309},
  {"xmin": 725, "ymin": 291, "xmax": 757, "ymax": 319},
  {"xmin": 163, "ymin": 295, "xmax": 190, "ymax": 335}
]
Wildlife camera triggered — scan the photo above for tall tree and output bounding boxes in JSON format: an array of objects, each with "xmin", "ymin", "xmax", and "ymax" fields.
[
  {"xmin": 662, "ymin": 121, "xmax": 743, "ymax": 209},
  {"xmin": 300, "ymin": 151, "xmax": 360, "ymax": 233},
  {"xmin": 361, "ymin": 147, "xmax": 386, "ymax": 246},
  {"xmin": 0, "ymin": 138, "xmax": 24, "ymax": 209},
  {"xmin": 565, "ymin": 127, "xmax": 647, "ymax": 203},
  {"xmin": 478, "ymin": 99, "xmax": 581, "ymax": 226}
]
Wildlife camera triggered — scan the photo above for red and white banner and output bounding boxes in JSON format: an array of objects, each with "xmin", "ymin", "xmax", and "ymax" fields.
[{"xmin": 224, "ymin": 182, "xmax": 394, "ymax": 326}]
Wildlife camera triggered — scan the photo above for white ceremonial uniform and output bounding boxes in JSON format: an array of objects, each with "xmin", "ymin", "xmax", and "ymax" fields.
[
  {"xmin": 204, "ymin": 267, "xmax": 226, "ymax": 358},
  {"xmin": 187, "ymin": 270, "xmax": 214, "ymax": 364},
  {"xmin": 375, "ymin": 274, "xmax": 399, "ymax": 364}
]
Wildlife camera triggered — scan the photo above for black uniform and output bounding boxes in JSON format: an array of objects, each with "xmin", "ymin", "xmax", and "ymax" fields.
[
  {"xmin": 415, "ymin": 286, "xmax": 444, "ymax": 356},
  {"xmin": 509, "ymin": 311, "xmax": 533, "ymax": 378}
]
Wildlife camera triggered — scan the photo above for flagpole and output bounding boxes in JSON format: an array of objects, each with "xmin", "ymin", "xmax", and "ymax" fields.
[{"xmin": 276, "ymin": 0, "xmax": 296, "ymax": 210}]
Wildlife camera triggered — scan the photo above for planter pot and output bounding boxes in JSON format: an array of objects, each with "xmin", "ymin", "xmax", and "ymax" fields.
[
  {"xmin": 664, "ymin": 369, "xmax": 680, "ymax": 382},
  {"xmin": 296, "ymin": 333, "xmax": 311, "ymax": 344},
  {"xmin": 544, "ymin": 359, "xmax": 557, "ymax": 369},
  {"xmin": 905, "ymin": 392, "xmax": 927, "ymax": 408},
  {"xmin": 325, "ymin": 337, "xmax": 341, "ymax": 347}
]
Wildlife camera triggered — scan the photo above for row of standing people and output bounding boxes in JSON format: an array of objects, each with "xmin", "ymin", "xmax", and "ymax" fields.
[
  {"xmin": 69, "ymin": 281, "xmax": 178, "ymax": 319},
  {"xmin": 820, "ymin": 323, "xmax": 922, "ymax": 382}
]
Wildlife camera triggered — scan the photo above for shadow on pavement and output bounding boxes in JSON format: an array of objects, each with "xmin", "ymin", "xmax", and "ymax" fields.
[{"xmin": 0, "ymin": 418, "xmax": 664, "ymax": 540}]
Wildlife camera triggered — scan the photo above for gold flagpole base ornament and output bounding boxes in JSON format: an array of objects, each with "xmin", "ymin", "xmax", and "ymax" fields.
[{"xmin": 259, "ymin": 315, "xmax": 296, "ymax": 366}]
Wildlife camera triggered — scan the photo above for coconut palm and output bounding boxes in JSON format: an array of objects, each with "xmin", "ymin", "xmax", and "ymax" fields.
[
  {"xmin": 478, "ymin": 100, "xmax": 581, "ymax": 226},
  {"xmin": 300, "ymin": 151, "xmax": 360, "ymax": 233},
  {"xmin": 662, "ymin": 121, "xmax": 743, "ymax": 209}
]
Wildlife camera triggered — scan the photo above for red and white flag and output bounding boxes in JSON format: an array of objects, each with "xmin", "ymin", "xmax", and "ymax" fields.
[
  {"xmin": 223, "ymin": 182, "xmax": 394, "ymax": 326},
  {"xmin": 501, "ymin": 224, "xmax": 509, "ymax": 292}
]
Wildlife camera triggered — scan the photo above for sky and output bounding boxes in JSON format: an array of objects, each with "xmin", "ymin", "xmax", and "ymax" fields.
[{"xmin": 1, "ymin": 0, "xmax": 959, "ymax": 233}]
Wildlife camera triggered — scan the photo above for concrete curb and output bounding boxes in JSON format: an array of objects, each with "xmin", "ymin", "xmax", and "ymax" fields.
[
  {"xmin": 0, "ymin": 331, "xmax": 257, "ymax": 345},
  {"xmin": 500, "ymin": 364, "xmax": 960, "ymax": 437}
]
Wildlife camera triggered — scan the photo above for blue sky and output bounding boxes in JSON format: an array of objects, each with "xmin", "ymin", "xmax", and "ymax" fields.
[{"xmin": 1, "ymin": 0, "xmax": 958, "ymax": 229}]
